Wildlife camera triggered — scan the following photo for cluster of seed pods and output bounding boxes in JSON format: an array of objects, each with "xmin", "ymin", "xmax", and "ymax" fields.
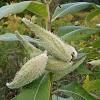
[{"xmin": 6, "ymin": 18, "xmax": 79, "ymax": 89}]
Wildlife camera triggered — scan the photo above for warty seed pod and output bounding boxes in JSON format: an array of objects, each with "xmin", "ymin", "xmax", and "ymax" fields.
[
  {"xmin": 46, "ymin": 57, "xmax": 73, "ymax": 72},
  {"xmin": 53, "ymin": 56, "xmax": 86, "ymax": 81},
  {"xmin": 15, "ymin": 32, "xmax": 73, "ymax": 72},
  {"xmin": 22, "ymin": 18, "xmax": 73, "ymax": 62},
  {"xmin": 15, "ymin": 31, "xmax": 41, "ymax": 58},
  {"xmin": 6, "ymin": 51, "xmax": 48, "ymax": 89},
  {"xmin": 15, "ymin": 31, "xmax": 77, "ymax": 73}
]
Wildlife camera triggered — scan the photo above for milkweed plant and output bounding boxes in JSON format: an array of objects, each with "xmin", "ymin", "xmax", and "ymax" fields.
[{"xmin": 0, "ymin": 0, "xmax": 100, "ymax": 100}]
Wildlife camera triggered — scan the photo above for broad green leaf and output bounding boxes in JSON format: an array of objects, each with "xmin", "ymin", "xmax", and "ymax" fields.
[
  {"xmin": 11, "ymin": 74, "xmax": 50, "ymax": 100},
  {"xmin": 26, "ymin": 1, "xmax": 47, "ymax": 19},
  {"xmin": 93, "ymin": 73, "xmax": 100, "ymax": 79},
  {"xmin": 0, "ymin": 33, "xmax": 40, "ymax": 44},
  {"xmin": 54, "ymin": 56, "xmax": 86, "ymax": 80},
  {"xmin": 0, "ymin": 1, "xmax": 47, "ymax": 19},
  {"xmin": 52, "ymin": 3, "xmax": 75, "ymax": 21},
  {"xmin": 52, "ymin": 95, "xmax": 74, "ymax": 100},
  {"xmin": 87, "ymin": 10, "xmax": 100, "ymax": 22},
  {"xmin": 61, "ymin": 27, "xmax": 100, "ymax": 42},
  {"xmin": 93, "ymin": 38, "xmax": 100, "ymax": 48},
  {"xmin": 12, "ymin": 96, "xmax": 17, "ymax": 100},
  {"xmin": 92, "ymin": 3, "xmax": 100, "ymax": 11},
  {"xmin": 83, "ymin": 80, "xmax": 100, "ymax": 92},
  {"xmin": 76, "ymin": 64, "xmax": 93, "ymax": 74},
  {"xmin": 57, "ymin": 26, "xmax": 83, "ymax": 37},
  {"xmin": 0, "ymin": 1, "xmax": 30, "ymax": 19},
  {"xmin": 61, "ymin": 82, "xmax": 96, "ymax": 100},
  {"xmin": 88, "ymin": 3, "xmax": 100, "ymax": 22},
  {"xmin": 52, "ymin": 2, "xmax": 91, "ymax": 21},
  {"xmin": 57, "ymin": 90, "xmax": 86, "ymax": 100}
]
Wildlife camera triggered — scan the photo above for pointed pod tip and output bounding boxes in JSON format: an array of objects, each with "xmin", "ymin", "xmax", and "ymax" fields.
[
  {"xmin": 15, "ymin": 31, "xmax": 21, "ymax": 39},
  {"xmin": 22, "ymin": 18, "xmax": 33, "ymax": 26},
  {"xmin": 15, "ymin": 31, "xmax": 19, "ymax": 35},
  {"xmin": 6, "ymin": 83, "xmax": 10, "ymax": 87},
  {"xmin": 44, "ymin": 50, "xmax": 47, "ymax": 54},
  {"xmin": 41, "ymin": 50, "xmax": 48, "ymax": 59},
  {"xmin": 22, "ymin": 18, "xmax": 29, "ymax": 23},
  {"xmin": 22, "ymin": 18, "xmax": 26, "ymax": 21}
]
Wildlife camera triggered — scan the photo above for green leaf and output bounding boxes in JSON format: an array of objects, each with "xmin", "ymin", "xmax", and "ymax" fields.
[
  {"xmin": 12, "ymin": 96, "xmax": 17, "ymax": 100},
  {"xmin": 87, "ymin": 3, "xmax": 100, "ymax": 22},
  {"xmin": 52, "ymin": 95, "xmax": 74, "ymax": 100},
  {"xmin": 11, "ymin": 74, "xmax": 50, "ymax": 100},
  {"xmin": 57, "ymin": 90, "xmax": 86, "ymax": 100},
  {"xmin": 0, "ymin": 33, "xmax": 40, "ymax": 44},
  {"xmin": 52, "ymin": 2, "xmax": 91, "ymax": 21},
  {"xmin": 87, "ymin": 10, "xmax": 100, "ymax": 22},
  {"xmin": 92, "ymin": 3, "xmax": 100, "ymax": 11},
  {"xmin": 93, "ymin": 38, "xmax": 100, "ymax": 48},
  {"xmin": 0, "ymin": 1, "xmax": 47, "ymax": 19},
  {"xmin": 76, "ymin": 65, "xmax": 93, "ymax": 74},
  {"xmin": 61, "ymin": 27, "xmax": 100, "ymax": 42},
  {"xmin": 26, "ymin": 1, "xmax": 47, "ymax": 19},
  {"xmin": 60, "ymin": 82, "xmax": 96, "ymax": 100},
  {"xmin": 54, "ymin": 56, "xmax": 86, "ymax": 80},
  {"xmin": 83, "ymin": 80, "xmax": 100, "ymax": 92},
  {"xmin": 93, "ymin": 73, "xmax": 100, "ymax": 79},
  {"xmin": 0, "ymin": 1, "xmax": 30, "ymax": 19},
  {"xmin": 57, "ymin": 26, "xmax": 83, "ymax": 37}
]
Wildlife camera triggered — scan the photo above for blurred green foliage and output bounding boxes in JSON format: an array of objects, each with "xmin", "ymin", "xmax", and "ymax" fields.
[{"xmin": 60, "ymin": 0, "xmax": 100, "ymax": 4}]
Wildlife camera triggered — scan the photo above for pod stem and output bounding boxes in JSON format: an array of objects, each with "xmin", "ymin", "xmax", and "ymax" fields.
[
  {"xmin": 44, "ymin": 1, "xmax": 53, "ymax": 100},
  {"xmin": 49, "ymin": 72, "xmax": 54, "ymax": 100}
]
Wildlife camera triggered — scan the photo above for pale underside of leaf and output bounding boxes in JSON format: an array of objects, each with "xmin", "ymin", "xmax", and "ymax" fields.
[
  {"xmin": 52, "ymin": 2, "xmax": 91, "ymax": 21},
  {"xmin": 0, "ymin": 1, "xmax": 31, "ymax": 19},
  {"xmin": 0, "ymin": 33, "xmax": 39, "ymax": 44},
  {"xmin": 61, "ymin": 28, "xmax": 100, "ymax": 42}
]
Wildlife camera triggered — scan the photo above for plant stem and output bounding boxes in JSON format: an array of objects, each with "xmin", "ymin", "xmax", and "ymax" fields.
[
  {"xmin": 44, "ymin": 1, "xmax": 53, "ymax": 100},
  {"xmin": 49, "ymin": 72, "xmax": 54, "ymax": 100},
  {"xmin": 45, "ymin": 0, "xmax": 52, "ymax": 31}
]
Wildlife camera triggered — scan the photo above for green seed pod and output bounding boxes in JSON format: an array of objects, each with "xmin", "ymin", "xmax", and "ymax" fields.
[
  {"xmin": 46, "ymin": 57, "xmax": 73, "ymax": 72},
  {"xmin": 6, "ymin": 51, "xmax": 48, "ymax": 89},
  {"xmin": 22, "ymin": 18, "xmax": 73, "ymax": 62},
  {"xmin": 15, "ymin": 31, "xmax": 41, "ymax": 58},
  {"xmin": 15, "ymin": 31, "xmax": 73, "ymax": 72},
  {"xmin": 53, "ymin": 56, "xmax": 86, "ymax": 81}
]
